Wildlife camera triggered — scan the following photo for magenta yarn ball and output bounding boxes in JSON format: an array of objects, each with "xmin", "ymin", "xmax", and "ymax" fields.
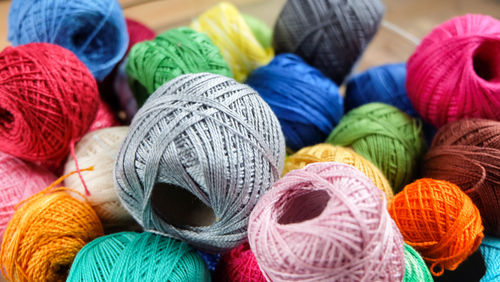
[
  {"xmin": 248, "ymin": 162, "xmax": 405, "ymax": 281},
  {"xmin": 406, "ymin": 14, "xmax": 500, "ymax": 128}
]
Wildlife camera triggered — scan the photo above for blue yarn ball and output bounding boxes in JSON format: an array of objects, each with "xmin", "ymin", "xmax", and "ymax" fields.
[
  {"xmin": 345, "ymin": 63, "xmax": 418, "ymax": 117},
  {"xmin": 480, "ymin": 236, "xmax": 500, "ymax": 282},
  {"xmin": 246, "ymin": 53, "xmax": 343, "ymax": 151},
  {"xmin": 197, "ymin": 250, "xmax": 221, "ymax": 272},
  {"xmin": 8, "ymin": 0, "xmax": 128, "ymax": 81}
]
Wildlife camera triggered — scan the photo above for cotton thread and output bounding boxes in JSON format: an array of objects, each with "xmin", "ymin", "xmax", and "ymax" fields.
[
  {"xmin": 326, "ymin": 102, "xmax": 426, "ymax": 191},
  {"xmin": 191, "ymin": 2, "xmax": 274, "ymax": 82},
  {"xmin": 248, "ymin": 162, "xmax": 405, "ymax": 281},
  {"xmin": 67, "ymin": 232, "xmax": 210, "ymax": 282},
  {"xmin": 215, "ymin": 242, "xmax": 265, "ymax": 282},
  {"xmin": 0, "ymin": 43, "xmax": 99, "ymax": 170},
  {"xmin": 389, "ymin": 178, "xmax": 484, "ymax": 276},
  {"xmin": 126, "ymin": 27, "xmax": 232, "ymax": 106},
  {"xmin": 0, "ymin": 168, "xmax": 104, "ymax": 282},
  {"xmin": 89, "ymin": 100, "xmax": 119, "ymax": 132},
  {"xmin": 403, "ymin": 243, "xmax": 433, "ymax": 282},
  {"xmin": 284, "ymin": 143, "xmax": 393, "ymax": 199},
  {"xmin": 8, "ymin": 0, "xmax": 128, "ymax": 80},
  {"xmin": 480, "ymin": 236, "xmax": 500, "ymax": 282},
  {"xmin": 406, "ymin": 14, "xmax": 500, "ymax": 128},
  {"xmin": 422, "ymin": 118, "xmax": 500, "ymax": 236},
  {"xmin": 273, "ymin": 0, "xmax": 385, "ymax": 84},
  {"xmin": 246, "ymin": 54, "xmax": 343, "ymax": 151},
  {"xmin": 114, "ymin": 73, "xmax": 285, "ymax": 252}
]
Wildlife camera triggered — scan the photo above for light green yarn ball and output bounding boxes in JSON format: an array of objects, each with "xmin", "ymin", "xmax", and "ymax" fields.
[
  {"xmin": 242, "ymin": 14, "xmax": 272, "ymax": 49},
  {"xmin": 67, "ymin": 232, "xmax": 211, "ymax": 282},
  {"xmin": 403, "ymin": 244, "xmax": 433, "ymax": 282},
  {"xmin": 126, "ymin": 27, "xmax": 232, "ymax": 105},
  {"xmin": 326, "ymin": 102, "xmax": 426, "ymax": 191}
]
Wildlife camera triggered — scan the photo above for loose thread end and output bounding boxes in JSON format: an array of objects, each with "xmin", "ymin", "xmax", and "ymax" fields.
[{"xmin": 70, "ymin": 140, "xmax": 93, "ymax": 196}]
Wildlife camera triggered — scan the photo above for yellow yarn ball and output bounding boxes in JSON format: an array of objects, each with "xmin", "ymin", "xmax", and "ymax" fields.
[
  {"xmin": 191, "ymin": 2, "xmax": 274, "ymax": 81},
  {"xmin": 284, "ymin": 143, "xmax": 394, "ymax": 200}
]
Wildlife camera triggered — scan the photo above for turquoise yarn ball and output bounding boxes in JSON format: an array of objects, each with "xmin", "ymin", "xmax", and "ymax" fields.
[
  {"xmin": 480, "ymin": 236, "xmax": 500, "ymax": 282},
  {"xmin": 67, "ymin": 232, "xmax": 211, "ymax": 282}
]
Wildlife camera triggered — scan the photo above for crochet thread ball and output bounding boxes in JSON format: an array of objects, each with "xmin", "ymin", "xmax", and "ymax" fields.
[
  {"xmin": 326, "ymin": 102, "xmax": 426, "ymax": 191},
  {"xmin": 67, "ymin": 232, "xmax": 211, "ymax": 282},
  {"xmin": 389, "ymin": 178, "xmax": 484, "ymax": 276},
  {"xmin": 0, "ymin": 171, "xmax": 104, "ymax": 282},
  {"xmin": 283, "ymin": 143, "xmax": 393, "ymax": 199},
  {"xmin": 422, "ymin": 119, "xmax": 500, "ymax": 235},
  {"xmin": 0, "ymin": 43, "xmax": 99, "ymax": 170},
  {"xmin": 480, "ymin": 236, "xmax": 500, "ymax": 281},
  {"xmin": 215, "ymin": 242, "xmax": 265, "ymax": 282},
  {"xmin": 64, "ymin": 126, "xmax": 132, "ymax": 230},
  {"xmin": 248, "ymin": 162, "xmax": 405, "ymax": 281},
  {"xmin": 126, "ymin": 27, "xmax": 232, "ymax": 106},
  {"xmin": 273, "ymin": 0, "xmax": 385, "ymax": 84},
  {"xmin": 346, "ymin": 63, "xmax": 418, "ymax": 117},
  {"xmin": 191, "ymin": 2, "xmax": 274, "ymax": 82},
  {"xmin": 8, "ymin": 0, "xmax": 128, "ymax": 80},
  {"xmin": 0, "ymin": 151, "xmax": 56, "ymax": 239},
  {"xmin": 89, "ymin": 100, "xmax": 119, "ymax": 132},
  {"xmin": 403, "ymin": 244, "xmax": 433, "ymax": 282},
  {"xmin": 406, "ymin": 14, "xmax": 500, "ymax": 128},
  {"xmin": 246, "ymin": 54, "xmax": 343, "ymax": 151},
  {"xmin": 242, "ymin": 14, "xmax": 272, "ymax": 50},
  {"xmin": 114, "ymin": 73, "xmax": 285, "ymax": 252},
  {"xmin": 196, "ymin": 251, "xmax": 221, "ymax": 272},
  {"xmin": 125, "ymin": 18, "xmax": 156, "ymax": 54}
]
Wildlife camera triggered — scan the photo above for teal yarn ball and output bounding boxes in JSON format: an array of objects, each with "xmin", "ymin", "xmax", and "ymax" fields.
[
  {"xmin": 67, "ymin": 232, "xmax": 211, "ymax": 282},
  {"xmin": 480, "ymin": 236, "xmax": 500, "ymax": 281},
  {"xmin": 326, "ymin": 103, "xmax": 426, "ymax": 191},
  {"xmin": 126, "ymin": 27, "xmax": 232, "ymax": 105},
  {"xmin": 403, "ymin": 244, "xmax": 433, "ymax": 282}
]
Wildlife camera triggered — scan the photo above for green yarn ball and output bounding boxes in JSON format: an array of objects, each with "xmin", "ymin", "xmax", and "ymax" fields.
[
  {"xmin": 67, "ymin": 232, "xmax": 211, "ymax": 282},
  {"xmin": 326, "ymin": 102, "xmax": 425, "ymax": 191},
  {"xmin": 403, "ymin": 244, "xmax": 433, "ymax": 282},
  {"xmin": 242, "ymin": 14, "xmax": 272, "ymax": 49},
  {"xmin": 126, "ymin": 27, "xmax": 232, "ymax": 105}
]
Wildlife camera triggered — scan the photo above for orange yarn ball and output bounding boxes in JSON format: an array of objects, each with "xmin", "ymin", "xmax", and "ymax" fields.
[
  {"xmin": 389, "ymin": 178, "xmax": 484, "ymax": 276},
  {"xmin": 0, "ymin": 170, "xmax": 104, "ymax": 282},
  {"xmin": 284, "ymin": 143, "xmax": 394, "ymax": 200}
]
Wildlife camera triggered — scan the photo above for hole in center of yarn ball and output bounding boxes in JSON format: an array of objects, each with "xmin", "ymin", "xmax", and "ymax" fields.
[
  {"xmin": 277, "ymin": 190, "xmax": 330, "ymax": 225},
  {"xmin": 151, "ymin": 183, "xmax": 216, "ymax": 227},
  {"xmin": 0, "ymin": 108, "xmax": 14, "ymax": 129},
  {"xmin": 52, "ymin": 263, "xmax": 69, "ymax": 279},
  {"xmin": 473, "ymin": 40, "xmax": 500, "ymax": 82}
]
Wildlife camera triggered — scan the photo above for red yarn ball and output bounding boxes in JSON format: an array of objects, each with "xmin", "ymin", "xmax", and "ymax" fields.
[
  {"xmin": 406, "ymin": 14, "xmax": 500, "ymax": 128},
  {"xmin": 89, "ymin": 100, "xmax": 120, "ymax": 132},
  {"xmin": 215, "ymin": 242, "xmax": 266, "ymax": 282},
  {"xmin": 0, "ymin": 43, "xmax": 99, "ymax": 170},
  {"xmin": 126, "ymin": 18, "xmax": 156, "ymax": 54}
]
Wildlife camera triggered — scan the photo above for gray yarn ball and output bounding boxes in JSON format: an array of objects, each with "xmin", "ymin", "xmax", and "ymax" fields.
[
  {"xmin": 273, "ymin": 0, "xmax": 385, "ymax": 84},
  {"xmin": 114, "ymin": 72, "xmax": 285, "ymax": 253}
]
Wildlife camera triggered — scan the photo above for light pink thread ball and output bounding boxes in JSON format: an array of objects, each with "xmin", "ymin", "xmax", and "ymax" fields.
[{"xmin": 248, "ymin": 162, "xmax": 405, "ymax": 281}]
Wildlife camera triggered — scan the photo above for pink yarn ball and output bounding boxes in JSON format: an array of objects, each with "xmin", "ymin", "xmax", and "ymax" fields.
[
  {"xmin": 407, "ymin": 14, "xmax": 500, "ymax": 128},
  {"xmin": 89, "ymin": 99, "xmax": 119, "ymax": 132},
  {"xmin": 248, "ymin": 162, "xmax": 405, "ymax": 281},
  {"xmin": 0, "ymin": 151, "xmax": 56, "ymax": 239},
  {"xmin": 215, "ymin": 242, "xmax": 266, "ymax": 282}
]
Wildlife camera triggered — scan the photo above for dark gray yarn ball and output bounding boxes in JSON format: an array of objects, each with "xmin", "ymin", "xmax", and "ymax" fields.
[{"xmin": 273, "ymin": 0, "xmax": 385, "ymax": 84}]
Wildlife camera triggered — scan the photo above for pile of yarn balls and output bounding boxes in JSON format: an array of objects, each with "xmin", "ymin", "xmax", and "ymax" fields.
[{"xmin": 0, "ymin": 0, "xmax": 499, "ymax": 281}]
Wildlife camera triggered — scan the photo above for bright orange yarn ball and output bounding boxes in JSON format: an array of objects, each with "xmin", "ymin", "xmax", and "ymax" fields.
[
  {"xmin": 0, "ymin": 172, "xmax": 104, "ymax": 282},
  {"xmin": 284, "ymin": 143, "xmax": 394, "ymax": 200},
  {"xmin": 389, "ymin": 178, "xmax": 484, "ymax": 276}
]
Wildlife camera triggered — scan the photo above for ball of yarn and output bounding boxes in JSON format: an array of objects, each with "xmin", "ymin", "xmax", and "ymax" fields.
[
  {"xmin": 242, "ymin": 14, "xmax": 272, "ymax": 50},
  {"xmin": 114, "ymin": 73, "xmax": 285, "ymax": 252},
  {"xmin": 480, "ymin": 236, "xmax": 500, "ymax": 281},
  {"xmin": 403, "ymin": 243, "xmax": 433, "ymax": 282},
  {"xmin": 246, "ymin": 54, "xmax": 343, "ymax": 151},
  {"xmin": 89, "ymin": 100, "xmax": 119, "ymax": 132},
  {"xmin": 406, "ymin": 14, "xmax": 500, "ymax": 128},
  {"xmin": 67, "ymin": 232, "xmax": 210, "ymax": 282},
  {"xmin": 0, "ymin": 151, "xmax": 56, "ymax": 240},
  {"xmin": 273, "ymin": 0, "xmax": 385, "ymax": 84},
  {"xmin": 126, "ymin": 27, "xmax": 232, "ymax": 106},
  {"xmin": 8, "ymin": 0, "xmax": 128, "ymax": 80},
  {"xmin": 422, "ymin": 119, "xmax": 500, "ymax": 236},
  {"xmin": 0, "ymin": 175, "xmax": 104, "ymax": 282},
  {"xmin": 191, "ymin": 2, "xmax": 274, "ymax": 82},
  {"xmin": 196, "ymin": 251, "xmax": 221, "ymax": 272},
  {"xmin": 284, "ymin": 143, "xmax": 393, "ymax": 199},
  {"xmin": 326, "ymin": 102, "xmax": 426, "ymax": 191},
  {"xmin": 248, "ymin": 162, "xmax": 405, "ymax": 281},
  {"xmin": 0, "ymin": 43, "xmax": 99, "ymax": 170},
  {"xmin": 389, "ymin": 178, "xmax": 484, "ymax": 276},
  {"xmin": 64, "ymin": 126, "xmax": 132, "ymax": 229},
  {"xmin": 125, "ymin": 18, "xmax": 156, "ymax": 54},
  {"xmin": 215, "ymin": 242, "xmax": 265, "ymax": 282}
]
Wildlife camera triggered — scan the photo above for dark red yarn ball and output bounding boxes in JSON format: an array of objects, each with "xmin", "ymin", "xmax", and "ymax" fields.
[
  {"xmin": 215, "ymin": 242, "xmax": 266, "ymax": 282},
  {"xmin": 0, "ymin": 43, "xmax": 99, "ymax": 170},
  {"xmin": 125, "ymin": 18, "xmax": 156, "ymax": 54}
]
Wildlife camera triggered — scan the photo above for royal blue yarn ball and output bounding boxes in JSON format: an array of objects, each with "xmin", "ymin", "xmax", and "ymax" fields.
[
  {"xmin": 246, "ymin": 53, "xmax": 343, "ymax": 151},
  {"xmin": 8, "ymin": 0, "xmax": 129, "ymax": 81}
]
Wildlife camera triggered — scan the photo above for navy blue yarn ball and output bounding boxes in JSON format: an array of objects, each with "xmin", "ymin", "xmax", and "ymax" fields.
[
  {"xmin": 197, "ymin": 250, "xmax": 221, "ymax": 272},
  {"xmin": 246, "ymin": 54, "xmax": 343, "ymax": 151},
  {"xmin": 8, "ymin": 0, "xmax": 128, "ymax": 81}
]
